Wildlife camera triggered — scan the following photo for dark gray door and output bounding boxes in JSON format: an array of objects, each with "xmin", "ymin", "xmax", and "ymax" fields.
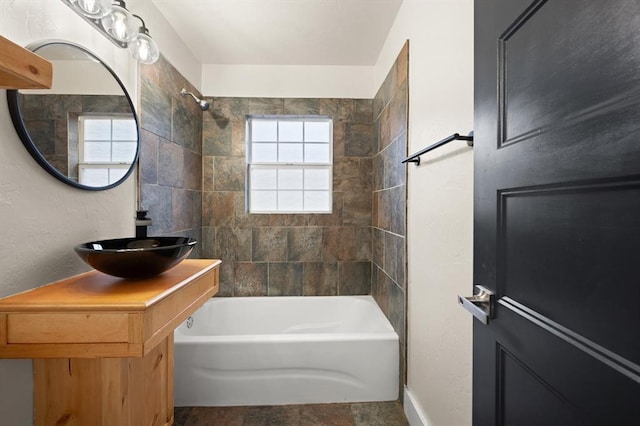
[{"xmin": 472, "ymin": 0, "xmax": 640, "ymax": 424}]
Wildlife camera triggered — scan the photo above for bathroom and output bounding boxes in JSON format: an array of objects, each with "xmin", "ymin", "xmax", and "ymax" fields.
[{"xmin": 0, "ymin": 1, "xmax": 473, "ymax": 425}]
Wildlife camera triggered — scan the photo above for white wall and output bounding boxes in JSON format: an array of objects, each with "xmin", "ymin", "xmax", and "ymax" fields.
[
  {"xmin": 0, "ymin": 2, "xmax": 138, "ymax": 424},
  {"xmin": 129, "ymin": 0, "xmax": 203, "ymax": 90},
  {"xmin": 375, "ymin": 1, "xmax": 474, "ymax": 425},
  {"xmin": 201, "ymin": 64, "xmax": 374, "ymax": 98},
  {"xmin": 41, "ymin": 60, "xmax": 124, "ymax": 95},
  {"xmin": 26, "ymin": 59, "xmax": 124, "ymax": 95}
]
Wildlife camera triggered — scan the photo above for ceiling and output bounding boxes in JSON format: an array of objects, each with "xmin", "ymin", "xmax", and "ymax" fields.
[{"xmin": 151, "ymin": 0, "xmax": 403, "ymax": 66}]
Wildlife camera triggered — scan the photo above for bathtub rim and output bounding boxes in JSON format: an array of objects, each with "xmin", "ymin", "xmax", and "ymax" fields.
[
  {"xmin": 175, "ymin": 333, "xmax": 399, "ymax": 344},
  {"xmin": 173, "ymin": 295, "xmax": 398, "ymax": 344}
]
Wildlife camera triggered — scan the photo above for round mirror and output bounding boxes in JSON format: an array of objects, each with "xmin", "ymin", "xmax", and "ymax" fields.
[{"xmin": 7, "ymin": 41, "xmax": 139, "ymax": 190}]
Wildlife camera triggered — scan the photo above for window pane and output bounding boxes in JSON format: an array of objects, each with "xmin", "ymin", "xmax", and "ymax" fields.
[
  {"xmin": 278, "ymin": 169, "xmax": 303, "ymax": 190},
  {"xmin": 251, "ymin": 191, "xmax": 277, "ymax": 211},
  {"xmin": 252, "ymin": 120, "xmax": 278, "ymax": 142},
  {"xmin": 304, "ymin": 143, "xmax": 330, "ymax": 163},
  {"xmin": 278, "ymin": 191, "xmax": 303, "ymax": 212},
  {"xmin": 109, "ymin": 167, "xmax": 128, "ymax": 183},
  {"xmin": 80, "ymin": 168, "xmax": 109, "ymax": 186},
  {"xmin": 304, "ymin": 191, "xmax": 330, "ymax": 212},
  {"xmin": 83, "ymin": 119, "xmax": 111, "ymax": 140},
  {"xmin": 304, "ymin": 168, "xmax": 330, "ymax": 190},
  {"xmin": 251, "ymin": 168, "xmax": 277, "ymax": 190},
  {"xmin": 247, "ymin": 116, "xmax": 332, "ymax": 214},
  {"xmin": 278, "ymin": 121, "xmax": 303, "ymax": 141},
  {"xmin": 252, "ymin": 143, "xmax": 278, "ymax": 162},
  {"xmin": 112, "ymin": 142, "xmax": 137, "ymax": 163},
  {"xmin": 112, "ymin": 119, "xmax": 137, "ymax": 141},
  {"xmin": 279, "ymin": 143, "xmax": 303, "ymax": 163},
  {"xmin": 83, "ymin": 142, "xmax": 111, "ymax": 162},
  {"xmin": 304, "ymin": 121, "xmax": 331, "ymax": 142}
]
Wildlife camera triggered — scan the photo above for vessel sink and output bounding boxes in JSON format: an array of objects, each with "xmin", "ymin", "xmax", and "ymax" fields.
[{"xmin": 74, "ymin": 237, "xmax": 197, "ymax": 279}]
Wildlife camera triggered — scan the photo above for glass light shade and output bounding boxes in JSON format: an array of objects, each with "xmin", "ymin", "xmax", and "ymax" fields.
[
  {"xmin": 100, "ymin": 4, "xmax": 138, "ymax": 43},
  {"xmin": 129, "ymin": 32, "xmax": 160, "ymax": 64},
  {"xmin": 72, "ymin": 0, "xmax": 112, "ymax": 19}
]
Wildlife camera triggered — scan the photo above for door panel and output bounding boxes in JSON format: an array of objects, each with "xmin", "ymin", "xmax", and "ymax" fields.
[
  {"xmin": 473, "ymin": 0, "xmax": 640, "ymax": 424},
  {"xmin": 495, "ymin": 305, "xmax": 640, "ymax": 424},
  {"xmin": 501, "ymin": 182, "xmax": 640, "ymax": 364},
  {"xmin": 498, "ymin": 346, "xmax": 582, "ymax": 426},
  {"xmin": 499, "ymin": 1, "xmax": 640, "ymax": 146}
]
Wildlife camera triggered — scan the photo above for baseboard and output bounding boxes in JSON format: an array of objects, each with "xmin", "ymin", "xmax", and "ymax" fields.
[{"xmin": 404, "ymin": 387, "xmax": 429, "ymax": 426}]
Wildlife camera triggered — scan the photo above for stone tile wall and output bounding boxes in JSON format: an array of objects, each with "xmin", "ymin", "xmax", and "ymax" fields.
[
  {"xmin": 201, "ymin": 98, "xmax": 375, "ymax": 297},
  {"xmin": 138, "ymin": 56, "xmax": 203, "ymax": 256},
  {"xmin": 372, "ymin": 41, "xmax": 409, "ymax": 394},
  {"xmin": 135, "ymin": 50, "xmax": 407, "ymax": 396}
]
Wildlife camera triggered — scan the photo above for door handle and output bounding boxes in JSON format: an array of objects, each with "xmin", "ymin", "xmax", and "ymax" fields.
[{"xmin": 458, "ymin": 285, "xmax": 495, "ymax": 324}]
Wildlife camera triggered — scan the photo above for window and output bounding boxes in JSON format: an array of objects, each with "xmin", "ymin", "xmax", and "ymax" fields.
[
  {"xmin": 78, "ymin": 116, "xmax": 137, "ymax": 186},
  {"xmin": 247, "ymin": 116, "xmax": 333, "ymax": 213}
]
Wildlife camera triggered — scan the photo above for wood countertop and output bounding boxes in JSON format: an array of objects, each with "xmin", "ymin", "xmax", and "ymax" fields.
[
  {"xmin": 0, "ymin": 259, "xmax": 220, "ymax": 311},
  {"xmin": 0, "ymin": 259, "xmax": 221, "ymax": 358}
]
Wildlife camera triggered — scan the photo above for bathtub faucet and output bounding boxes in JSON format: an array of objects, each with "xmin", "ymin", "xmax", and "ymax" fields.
[{"xmin": 135, "ymin": 210, "xmax": 152, "ymax": 239}]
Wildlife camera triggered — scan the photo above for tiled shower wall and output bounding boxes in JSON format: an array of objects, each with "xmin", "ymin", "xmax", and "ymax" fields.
[
  {"xmin": 200, "ymin": 98, "xmax": 375, "ymax": 297},
  {"xmin": 138, "ymin": 56, "xmax": 203, "ymax": 256},
  {"xmin": 135, "ymin": 48, "xmax": 407, "ymax": 394},
  {"xmin": 372, "ymin": 42, "xmax": 409, "ymax": 388}
]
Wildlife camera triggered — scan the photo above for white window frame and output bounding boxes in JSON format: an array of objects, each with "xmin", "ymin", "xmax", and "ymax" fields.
[
  {"xmin": 247, "ymin": 115, "xmax": 333, "ymax": 214},
  {"xmin": 78, "ymin": 115, "xmax": 136, "ymax": 186}
]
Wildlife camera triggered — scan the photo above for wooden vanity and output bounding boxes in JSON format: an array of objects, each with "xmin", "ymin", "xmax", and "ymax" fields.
[{"xmin": 0, "ymin": 259, "xmax": 220, "ymax": 426}]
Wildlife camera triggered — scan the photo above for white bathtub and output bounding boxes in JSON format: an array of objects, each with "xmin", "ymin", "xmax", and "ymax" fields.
[{"xmin": 174, "ymin": 295, "xmax": 399, "ymax": 407}]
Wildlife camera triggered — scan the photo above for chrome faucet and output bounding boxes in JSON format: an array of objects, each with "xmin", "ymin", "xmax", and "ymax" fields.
[{"xmin": 135, "ymin": 210, "xmax": 152, "ymax": 239}]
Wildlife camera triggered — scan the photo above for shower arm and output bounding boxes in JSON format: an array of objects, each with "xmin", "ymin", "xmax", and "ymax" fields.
[
  {"xmin": 180, "ymin": 88, "xmax": 198, "ymax": 102},
  {"xmin": 180, "ymin": 88, "xmax": 210, "ymax": 111}
]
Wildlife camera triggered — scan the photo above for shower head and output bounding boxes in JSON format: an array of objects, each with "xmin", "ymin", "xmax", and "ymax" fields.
[{"xmin": 180, "ymin": 88, "xmax": 210, "ymax": 111}]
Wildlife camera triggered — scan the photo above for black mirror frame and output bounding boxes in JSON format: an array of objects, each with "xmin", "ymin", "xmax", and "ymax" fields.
[{"xmin": 6, "ymin": 40, "xmax": 140, "ymax": 191}]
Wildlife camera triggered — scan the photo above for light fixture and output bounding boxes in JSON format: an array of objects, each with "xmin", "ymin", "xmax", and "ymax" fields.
[
  {"xmin": 70, "ymin": 0, "xmax": 112, "ymax": 19},
  {"xmin": 100, "ymin": 0, "xmax": 138, "ymax": 43},
  {"xmin": 129, "ymin": 15, "xmax": 160, "ymax": 64},
  {"xmin": 60, "ymin": 0, "xmax": 160, "ymax": 64}
]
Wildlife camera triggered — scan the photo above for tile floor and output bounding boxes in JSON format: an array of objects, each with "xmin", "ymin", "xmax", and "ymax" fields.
[{"xmin": 174, "ymin": 401, "xmax": 410, "ymax": 426}]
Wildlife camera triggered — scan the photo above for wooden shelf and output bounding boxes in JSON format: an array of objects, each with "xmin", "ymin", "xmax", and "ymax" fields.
[{"xmin": 0, "ymin": 35, "xmax": 52, "ymax": 89}]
